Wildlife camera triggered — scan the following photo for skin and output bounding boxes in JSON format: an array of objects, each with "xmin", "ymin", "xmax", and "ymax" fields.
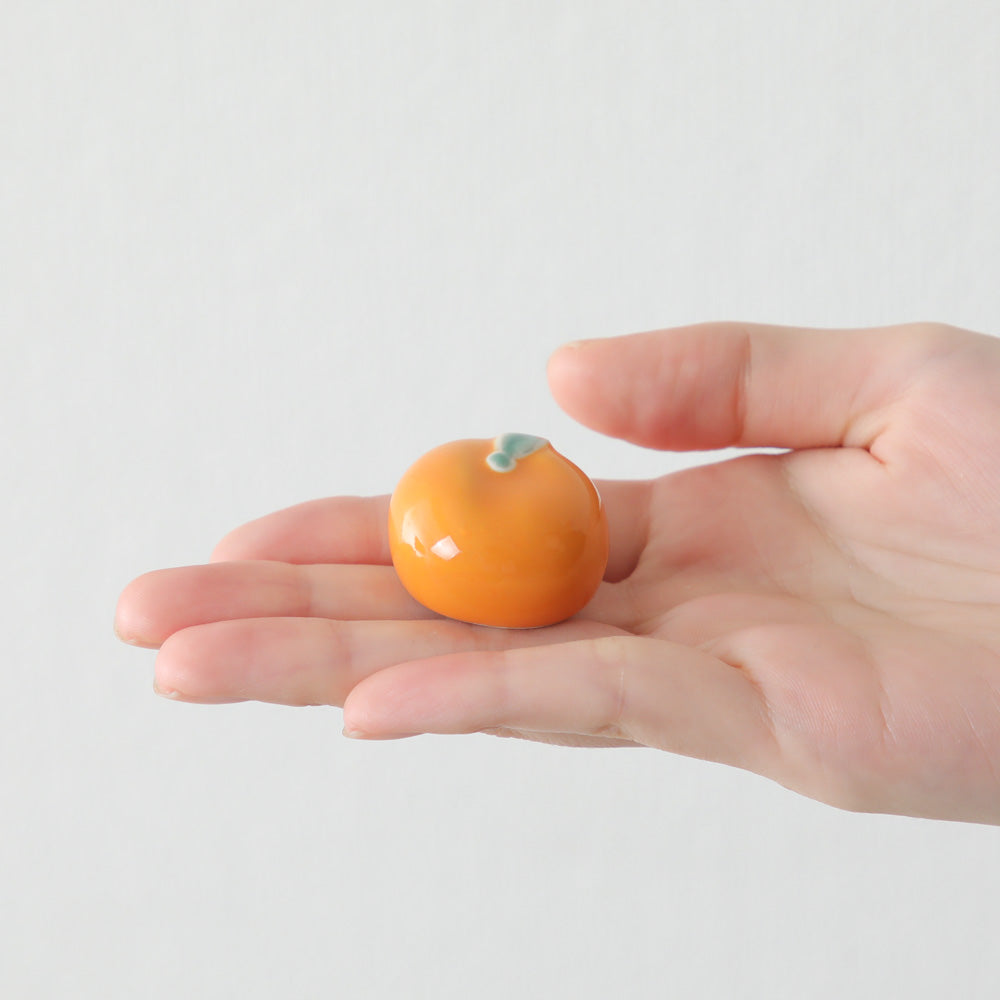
[{"xmin": 115, "ymin": 321, "xmax": 1000, "ymax": 824}]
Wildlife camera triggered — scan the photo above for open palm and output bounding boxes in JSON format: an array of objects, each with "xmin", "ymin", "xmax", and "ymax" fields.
[{"xmin": 116, "ymin": 322, "xmax": 1000, "ymax": 824}]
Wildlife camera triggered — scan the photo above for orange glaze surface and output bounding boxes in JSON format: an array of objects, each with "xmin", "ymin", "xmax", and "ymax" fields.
[{"xmin": 388, "ymin": 435, "xmax": 609, "ymax": 628}]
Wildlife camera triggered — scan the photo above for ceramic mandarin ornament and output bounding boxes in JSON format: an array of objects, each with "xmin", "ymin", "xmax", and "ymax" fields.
[{"xmin": 388, "ymin": 434, "xmax": 609, "ymax": 628}]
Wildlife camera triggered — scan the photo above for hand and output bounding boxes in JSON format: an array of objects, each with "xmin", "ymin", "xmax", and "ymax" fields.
[{"xmin": 115, "ymin": 322, "xmax": 1000, "ymax": 824}]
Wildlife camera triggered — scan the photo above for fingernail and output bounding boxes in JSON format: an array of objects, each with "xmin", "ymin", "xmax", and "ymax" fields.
[
  {"xmin": 342, "ymin": 727, "xmax": 418, "ymax": 741},
  {"xmin": 153, "ymin": 678, "xmax": 181, "ymax": 699},
  {"xmin": 114, "ymin": 621, "xmax": 142, "ymax": 646},
  {"xmin": 116, "ymin": 620, "xmax": 158, "ymax": 648}
]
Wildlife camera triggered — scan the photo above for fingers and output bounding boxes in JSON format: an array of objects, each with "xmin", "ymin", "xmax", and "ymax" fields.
[
  {"xmin": 152, "ymin": 616, "xmax": 619, "ymax": 706},
  {"xmin": 547, "ymin": 321, "xmax": 955, "ymax": 453},
  {"xmin": 116, "ymin": 507, "xmax": 645, "ymax": 651},
  {"xmin": 119, "ymin": 444, "xmax": 654, "ymax": 653},
  {"xmin": 341, "ymin": 635, "xmax": 777, "ymax": 774},
  {"xmin": 114, "ymin": 560, "xmax": 435, "ymax": 648},
  {"xmin": 115, "ymin": 478, "xmax": 651, "ymax": 650},
  {"xmin": 211, "ymin": 495, "xmax": 393, "ymax": 564}
]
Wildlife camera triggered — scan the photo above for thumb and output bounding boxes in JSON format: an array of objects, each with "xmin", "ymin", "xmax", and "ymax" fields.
[{"xmin": 547, "ymin": 321, "xmax": 948, "ymax": 452}]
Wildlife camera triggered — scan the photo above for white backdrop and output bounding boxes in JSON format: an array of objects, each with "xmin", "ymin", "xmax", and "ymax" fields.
[{"xmin": 3, "ymin": 1, "xmax": 999, "ymax": 996}]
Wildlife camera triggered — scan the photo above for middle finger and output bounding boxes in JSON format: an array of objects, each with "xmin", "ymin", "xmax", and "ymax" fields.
[{"xmin": 116, "ymin": 560, "xmax": 436, "ymax": 648}]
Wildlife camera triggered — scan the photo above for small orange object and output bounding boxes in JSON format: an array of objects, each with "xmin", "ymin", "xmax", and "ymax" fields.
[{"xmin": 388, "ymin": 434, "xmax": 609, "ymax": 628}]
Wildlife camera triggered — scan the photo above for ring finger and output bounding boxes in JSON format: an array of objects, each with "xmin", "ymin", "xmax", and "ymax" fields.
[{"xmin": 153, "ymin": 615, "xmax": 624, "ymax": 706}]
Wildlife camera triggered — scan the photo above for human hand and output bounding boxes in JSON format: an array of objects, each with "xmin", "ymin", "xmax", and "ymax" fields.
[{"xmin": 115, "ymin": 322, "xmax": 1000, "ymax": 824}]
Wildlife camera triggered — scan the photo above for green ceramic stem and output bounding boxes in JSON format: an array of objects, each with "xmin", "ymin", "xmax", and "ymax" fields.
[{"xmin": 486, "ymin": 433, "xmax": 548, "ymax": 472}]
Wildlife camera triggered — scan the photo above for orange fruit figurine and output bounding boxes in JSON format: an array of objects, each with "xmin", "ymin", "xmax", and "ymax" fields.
[{"xmin": 388, "ymin": 434, "xmax": 609, "ymax": 628}]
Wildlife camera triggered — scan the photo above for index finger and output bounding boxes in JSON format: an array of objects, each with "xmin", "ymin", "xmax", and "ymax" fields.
[
  {"xmin": 210, "ymin": 480, "xmax": 652, "ymax": 581},
  {"xmin": 211, "ymin": 495, "xmax": 393, "ymax": 565}
]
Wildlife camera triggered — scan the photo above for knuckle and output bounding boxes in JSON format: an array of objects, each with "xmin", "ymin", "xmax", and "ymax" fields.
[{"xmin": 587, "ymin": 635, "xmax": 635, "ymax": 738}]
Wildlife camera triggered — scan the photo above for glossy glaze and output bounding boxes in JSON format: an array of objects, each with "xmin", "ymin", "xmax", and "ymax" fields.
[{"xmin": 388, "ymin": 436, "xmax": 609, "ymax": 628}]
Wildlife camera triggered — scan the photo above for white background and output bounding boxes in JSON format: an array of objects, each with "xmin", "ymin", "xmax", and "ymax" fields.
[{"xmin": 3, "ymin": 1, "xmax": 999, "ymax": 996}]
